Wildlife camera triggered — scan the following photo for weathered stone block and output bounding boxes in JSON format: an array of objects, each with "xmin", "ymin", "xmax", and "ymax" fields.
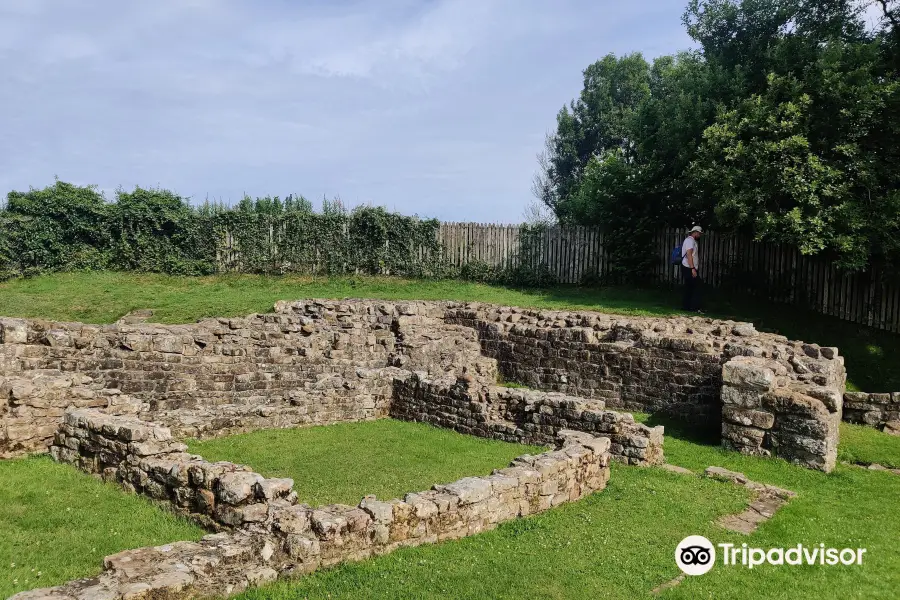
[
  {"xmin": 721, "ymin": 422, "xmax": 766, "ymax": 448},
  {"xmin": 217, "ymin": 472, "xmax": 264, "ymax": 505},
  {"xmin": 722, "ymin": 406, "xmax": 775, "ymax": 430},
  {"xmin": 434, "ymin": 477, "xmax": 492, "ymax": 505},
  {"xmin": 722, "ymin": 358, "xmax": 776, "ymax": 391},
  {"xmin": 0, "ymin": 318, "xmax": 28, "ymax": 343}
]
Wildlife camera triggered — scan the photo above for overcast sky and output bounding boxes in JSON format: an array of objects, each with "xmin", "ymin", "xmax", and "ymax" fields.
[{"xmin": 1, "ymin": 0, "xmax": 693, "ymax": 222}]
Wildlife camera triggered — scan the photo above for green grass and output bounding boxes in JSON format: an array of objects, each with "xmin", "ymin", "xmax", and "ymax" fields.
[
  {"xmin": 235, "ymin": 418, "xmax": 900, "ymax": 600},
  {"xmin": 837, "ymin": 422, "xmax": 900, "ymax": 468},
  {"xmin": 0, "ymin": 456, "xmax": 204, "ymax": 598},
  {"xmin": 0, "ymin": 272, "xmax": 896, "ymax": 391},
  {"xmin": 645, "ymin": 416, "xmax": 900, "ymax": 600},
  {"xmin": 240, "ymin": 464, "xmax": 750, "ymax": 600},
  {"xmin": 187, "ymin": 420, "xmax": 545, "ymax": 507},
  {"xmin": 5, "ymin": 420, "xmax": 900, "ymax": 599}
]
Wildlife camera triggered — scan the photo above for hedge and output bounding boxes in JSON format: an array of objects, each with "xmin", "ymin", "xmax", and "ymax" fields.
[{"xmin": 0, "ymin": 181, "xmax": 464, "ymax": 282}]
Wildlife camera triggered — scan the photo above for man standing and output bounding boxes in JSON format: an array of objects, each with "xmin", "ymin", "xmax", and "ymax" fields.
[{"xmin": 681, "ymin": 225, "xmax": 703, "ymax": 312}]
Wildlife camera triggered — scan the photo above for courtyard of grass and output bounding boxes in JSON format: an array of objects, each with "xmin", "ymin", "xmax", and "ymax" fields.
[
  {"xmin": 232, "ymin": 418, "xmax": 900, "ymax": 600},
  {"xmin": 0, "ymin": 456, "xmax": 204, "ymax": 599},
  {"xmin": 187, "ymin": 419, "xmax": 545, "ymax": 507},
  {"xmin": 3, "ymin": 405, "xmax": 899, "ymax": 599},
  {"xmin": 0, "ymin": 272, "xmax": 897, "ymax": 391}
]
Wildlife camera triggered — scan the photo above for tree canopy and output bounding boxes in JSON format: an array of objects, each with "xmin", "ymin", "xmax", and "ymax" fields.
[{"xmin": 536, "ymin": 0, "xmax": 900, "ymax": 276}]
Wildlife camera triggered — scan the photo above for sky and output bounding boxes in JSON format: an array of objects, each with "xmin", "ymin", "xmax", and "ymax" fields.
[{"xmin": 0, "ymin": 0, "xmax": 695, "ymax": 223}]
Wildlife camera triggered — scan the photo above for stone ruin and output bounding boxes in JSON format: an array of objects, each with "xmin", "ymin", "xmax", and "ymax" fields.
[{"xmin": 0, "ymin": 299, "xmax": 850, "ymax": 598}]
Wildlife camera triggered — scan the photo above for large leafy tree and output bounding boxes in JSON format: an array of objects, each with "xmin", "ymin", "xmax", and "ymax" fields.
[
  {"xmin": 537, "ymin": 0, "xmax": 900, "ymax": 274},
  {"xmin": 534, "ymin": 53, "xmax": 651, "ymax": 223}
]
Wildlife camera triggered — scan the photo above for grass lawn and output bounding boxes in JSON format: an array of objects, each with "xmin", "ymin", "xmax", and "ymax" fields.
[
  {"xmin": 837, "ymin": 422, "xmax": 900, "ymax": 468},
  {"xmin": 187, "ymin": 419, "xmax": 545, "ymax": 507},
  {"xmin": 0, "ymin": 456, "xmax": 204, "ymax": 599},
  {"xmin": 235, "ymin": 419, "xmax": 900, "ymax": 600},
  {"xmin": 0, "ymin": 272, "xmax": 896, "ymax": 391}
]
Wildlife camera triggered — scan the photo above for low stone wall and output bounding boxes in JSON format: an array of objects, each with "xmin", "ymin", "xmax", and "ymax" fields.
[
  {"xmin": 390, "ymin": 374, "xmax": 664, "ymax": 466},
  {"xmin": 487, "ymin": 386, "xmax": 664, "ymax": 465},
  {"xmin": 51, "ymin": 409, "xmax": 297, "ymax": 529},
  {"xmin": 18, "ymin": 410, "xmax": 611, "ymax": 600},
  {"xmin": 843, "ymin": 391, "xmax": 900, "ymax": 434},
  {"xmin": 445, "ymin": 304, "xmax": 847, "ymax": 424},
  {"xmin": 1, "ymin": 299, "xmax": 850, "ymax": 473},
  {"xmin": 721, "ymin": 357, "xmax": 841, "ymax": 471},
  {"xmin": 0, "ymin": 371, "xmax": 141, "ymax": 458}
]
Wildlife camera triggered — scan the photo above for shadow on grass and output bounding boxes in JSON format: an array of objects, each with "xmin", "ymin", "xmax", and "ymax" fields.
[{"xmin": 643, "ymin": 413, "xmax": 721, "ymax": 448}]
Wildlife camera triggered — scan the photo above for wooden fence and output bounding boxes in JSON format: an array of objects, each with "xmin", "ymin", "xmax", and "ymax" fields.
[
  {"xmin": 437, "ymin": 223, "xmax": 609, "ymax": 284},
  {"xmin": 436, "ymin": 223, "xmax": 900, "ymax": 333}
]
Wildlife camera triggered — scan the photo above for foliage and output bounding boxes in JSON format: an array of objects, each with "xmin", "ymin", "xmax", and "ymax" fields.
[
  {"xmin": 0, "ymin": 182, "xmax": 448, "ymax": 281},
  {"xmin": 568, "ymin": 151, "xmax": 658, "ymax": 282},
  {"xmin": 2, "ymin": 180, "xmax": 576, "ymax": 285},
  {"xmin": 537, "ymin": 0, "xmax": 900, "ymax": 274},
  {"xmin": 213, "ymin": 197, "xmax": 446, "ymax": 278},
  {"xmin": 4, "ymin": 180, "xmax": 111, "ymax": 275},
  {"xmin": 111, "ymin": 186, "xmax": 218, "ymax": 275}
]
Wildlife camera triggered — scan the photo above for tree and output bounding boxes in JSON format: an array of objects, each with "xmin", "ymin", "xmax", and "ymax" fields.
[
  {"xmin": 535, "ymin": 53, "xmax": 651, "ymax": 223},
  {"xmin": 536, "ymin": 0, "xmax": 900, "ymax": 273}
]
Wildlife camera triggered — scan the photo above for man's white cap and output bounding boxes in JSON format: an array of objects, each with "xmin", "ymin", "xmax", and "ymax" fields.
[{"xmin": 689, "ymin": 225, "xmax": 703, "ymax": 233}]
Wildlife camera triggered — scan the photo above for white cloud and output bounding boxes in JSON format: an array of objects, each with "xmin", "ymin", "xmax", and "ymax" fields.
[{"xmin": 0, "ymin": 0, "xmax": 691, "ymax": 221}]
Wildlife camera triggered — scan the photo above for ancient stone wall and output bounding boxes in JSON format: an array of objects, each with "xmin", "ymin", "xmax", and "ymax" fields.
[
  {"xmin": 843, "ymin": 391, "xmax": 900, "ymax": 434},
  {"xmin": 18, "ymin": 408, "xmax": 611, "ymax": 600},
  {"xmin": 2, "ymin": 299, "xmax": 848, "ymax": 472},
  {"xmin": 445, "ymin": 304, "xmax": 847, "ymax": 425},
  {"xmin": 721, "ymin": 356, "xmax": 842, "ymax": 471},
  {"xmin": 51, "ymin": 409, "xmax": 297, "ymax": 529},
  {"xmin": 390, "ymin": 373, "xmax": 664, "ymax": 465},
  {"xmin": 0, "ymin": 301, "xmax": 461, "ymax": 456},
  {"xmin": 0, "ymin": 369, "xmax": 142, "ymax": 458}
]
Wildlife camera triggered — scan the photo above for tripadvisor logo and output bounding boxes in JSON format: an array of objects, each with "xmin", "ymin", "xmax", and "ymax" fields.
[
  {"xmin": 675, "ymin": 536, "xmax": 867, "ymax": 575},
  {"xmin": 675, "ymin": 535, "xmax": 716, "ymax": 575}
]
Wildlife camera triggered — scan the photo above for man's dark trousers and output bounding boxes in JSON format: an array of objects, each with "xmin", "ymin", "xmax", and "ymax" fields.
[{"xmin": 681, "ymin": 265, "xmax": 701, "ymax": 311}]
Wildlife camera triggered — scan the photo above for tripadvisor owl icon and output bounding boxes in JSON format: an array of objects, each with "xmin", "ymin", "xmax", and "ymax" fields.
[{"xmin": 676, "ymin": 535, "xmax": 716, "ymax": 575}]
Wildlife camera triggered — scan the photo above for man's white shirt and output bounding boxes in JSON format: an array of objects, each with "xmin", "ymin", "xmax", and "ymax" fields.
[{"xmin": 681, "ymin": 236, "xmax": 698, "ymax": 269}]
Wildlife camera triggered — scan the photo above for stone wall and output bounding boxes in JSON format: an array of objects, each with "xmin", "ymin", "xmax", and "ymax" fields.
[
  {"xmin": 390, "ymin": 374, "xmax": 664, "ymax": 466},
  {"xmin": 721, "ymin": 357, "xmax": 842, "ymax": 471},
  {"xmin": 51, "ymin": 409, "xmax": 297, "ymax": 529},
  {"xmin": 444, "ymin": 304, "xmax": 847, "ymax": 424},
  {"xmin": 843, "ymin": 391, "xmax": 900, "ymax": 434},
  {"xmin": 17, "ymin": 409, "xmax": 611, "ymax": 600},
  {"xmin": 0, "ymin": 301, "xmax": 482, "ymax": 456},
  {"xmin": 0, "ymin": 369, "xmax": 141, "ymax": 458},
  {"xmin": 2, "ymin": 299, "xmax": 849, "ymax": 472}
]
